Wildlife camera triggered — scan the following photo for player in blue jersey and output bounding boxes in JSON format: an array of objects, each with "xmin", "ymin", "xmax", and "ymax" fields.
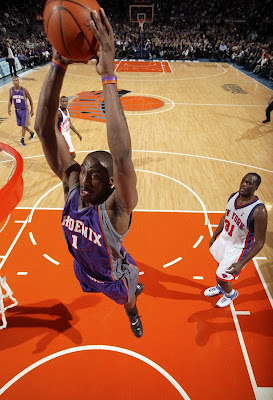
[
  {"xmin": 35, "ymin": 9, "xmax": 144, "ymax": 337},
  {"xmin": 8, "ymin": 76, "xmax": 35, "ymax": 147},
  {"xmin": 205, "ymin": 173, "xmax": 267, "ymax": 308}
]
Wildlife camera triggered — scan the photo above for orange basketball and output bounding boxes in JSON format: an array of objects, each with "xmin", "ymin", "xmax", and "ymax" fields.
[{"xmin": 43, "ymin": 0, "xmax": 101, "ymax": 60}]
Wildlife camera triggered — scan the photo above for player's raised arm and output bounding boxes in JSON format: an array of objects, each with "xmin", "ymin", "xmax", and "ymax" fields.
[
  {"xmin": 34, "ymin": 53, "xmax": 79, "ymax": 185},
  {"xmin": 90, "ymin": 9, "xmax": 138, "ymax": 220}
]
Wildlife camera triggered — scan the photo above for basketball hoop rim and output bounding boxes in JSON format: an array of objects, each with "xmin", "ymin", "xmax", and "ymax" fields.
[
  {"xmin": 0, "ymin": 142, "xmax": 24, "ymax": 223},
  {"xmin": 0, "ymin": 142, "xmax": 23, "ymax": 187}
]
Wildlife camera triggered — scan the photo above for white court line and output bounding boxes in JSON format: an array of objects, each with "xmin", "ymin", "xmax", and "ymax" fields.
[
  {"xmin": 255, "ymin": 257, "xmax": 267, "ymax": 260},
  {"xmin": 137, "ymin": 169, "xmax": 209, "ymax": 226},
  {"xmin": 124, "ymin": 93, "xmax": 174, "ymax": 116},
  {"xmin": 163, "ymin": 257, "xmax": 182, "ymax": 268},
  {"xmin": 168, "ymin": 61, "xmax": 173, "ymax": 73},
  {"xmin": 43, "ymin": 254, "xmax": 60, "ymax": 266},
  {"xmin": 160, "ymin": 61, "xmax": 165, "ymax": 75},
  {"xmin": 229, "ymin": 63, "xmax": 273, "ymax": 93},
  {"xmin": 193, "ymin": 276, "xmax": 203, "ymax": 280},
  {"xmin": 14, "ymin": 220, "xmax": 25, "ymax": 224},
  {"xmin": 139, "ymin": 271, "xmax": 144, "ymax": 275},
  {"xmin": 114, "ymin": 60, "xmax": 122, "ymax": 72},
  {"xmin": 4, "ymin": 150, "xmax": 271, "ymax": 175},
  {"xmin": 253, "ymin": 257, "xmax": 273, "ymax": 309},
  {"xmin": 17, "ymin": 207, "xmax": 225, "ymax": 214},
  {"xmin": 29, "ymin": 232, "xmax": 37, "ymax": 246},
  {"xmin": 17, "ymin": 272, "xmax": 28, "ymax": 276},
  {"xmin": 0, "ymin": 256, "xmax": 4, "ymax": 259},
  {"xmin": 133, "ymin": 150, "xmax": 273, "ymax": 174},
  {"xmin": 0, "ymin": 217, "xmax": 29, "ymax": 271},
  {"xmin": 235, "ymin": 311, "xmax": 251, "ymax": 316},
  {"xmin": 28, "ymin": 182, "xmax": 62, "ymax": 223},
  {"xmin": 210, "ymin": 224, "xmax": 219, "ymax": 227},
  {"xmin": 173, "ymin": 102, "xmax": 265, "ymax": 107},
  {"xmin": 193, "ymin": 235, "xmax": 204, "ymax": 248},
  {"xmin": 230, "ymin": 303, "xmax": 259, "ymax": 398},
  {"xmin": 206, "ymin": 228, "xmax": 272, "ymax": 397},
  {"xmin": 16, "ymin": 207, "xmax": 226, "ymax": 213},
  {"xmin": 0, "ymin": 345, "xmax": 191, "ymax": 399}
]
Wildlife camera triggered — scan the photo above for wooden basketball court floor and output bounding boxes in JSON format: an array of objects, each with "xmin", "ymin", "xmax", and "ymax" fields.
[{"xmin": 0, "ymin": 61, "xmax": 272, "ymax": 399}]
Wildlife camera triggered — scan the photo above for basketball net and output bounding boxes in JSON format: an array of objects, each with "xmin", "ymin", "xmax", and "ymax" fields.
[
  {"xmin": 0, "ymin": 142, "xmax": 23, "ymax": 328},
  {"xmin": 138, "ymin": 19, "xmax": 145, "ymax": 33},
  {"xmin": 0, "ymin": 276, "xmax": 18, "ymax": 329}
]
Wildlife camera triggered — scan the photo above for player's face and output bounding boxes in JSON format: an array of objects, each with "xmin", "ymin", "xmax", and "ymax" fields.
[
  {"xmin": 60, "ymin": 98, "xmax": 68, "ymax": 110},
  {"xmin": 239, "ymin": 174, "xmax": 258, "ymax": 197},
  {"xmin": 12, "ymin": 77, "xmax": 19, "ymax": 88},
  {"xmin": 79, "ymin": 157, "xmax": 112, "ymax": 205}
]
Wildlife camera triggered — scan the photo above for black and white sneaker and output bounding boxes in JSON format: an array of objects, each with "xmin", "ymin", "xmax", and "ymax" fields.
[
  {"xmin": 20, "ymin": 138, "xmax": 26, "ymax": 147},
  {"xmin": 29, "ymin": 131, "xmax": 35, "ymax": 140},
  {"xmin": 125, "ymin": 308, "xmax": 143, "ymax": 338},
  {"xmin": 135, "ymin": 283, "xmax": 144, "ymax": 297}
]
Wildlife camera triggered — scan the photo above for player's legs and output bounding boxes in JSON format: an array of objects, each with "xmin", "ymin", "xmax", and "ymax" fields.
[
  {"xmin": 216, "ymin": 277, "xmax": 232, "ymax": 294},
  {"xmin": 124, "ymin": 283, "xmax": 144, "ymax": 338},
  {"xmin": 205, "ymin": 238, "xmax": 240, "ymax": 307},
  {"xmin": 263, "ymin": 102, "xmax": 273, "ymax": 123},
  {"xmin": 24, "ymin": 126, "xmax": 35, "ymax": 140},
  {"xmin": 73, "ymin": 260, "xmax": 144, "ymax": 337},
  {"xmin": 20, "ymin": 126, "xmax": 27, "ymax": 147},
  {"xmin": 7, "ymin": 60, "xmax": 13, "ymax": 76}
]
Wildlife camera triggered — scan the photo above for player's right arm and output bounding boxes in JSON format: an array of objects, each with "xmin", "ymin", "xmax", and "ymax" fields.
[
  {"xmin": 8, "ymin": 89, "xmax": 12, "ymax": 115},
  {"xmin": 209, "ymin": 215, "xmax": 225, "ymax": 247},
  {"xmin": 34, "ymin": 59, "xmax": 80, "ymax": 191}
]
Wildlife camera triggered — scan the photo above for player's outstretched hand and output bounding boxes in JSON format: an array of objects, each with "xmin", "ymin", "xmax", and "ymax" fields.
[
  {"xmin": 90, "ymin": 8, "xmax": 115, "ymax": 77},
  {"xmin": 52, "ymin": 48, "xmax": 88, "ymax": 66}
]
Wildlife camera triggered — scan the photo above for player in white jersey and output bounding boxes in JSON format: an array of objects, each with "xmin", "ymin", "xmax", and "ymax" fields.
[
  {"xmin": 58, "ymin": 96, "xmax": 82, "ymax": 158},
  {"xmin": 204, "ymin": 173, "xmax": 267, "ymax": 308}
]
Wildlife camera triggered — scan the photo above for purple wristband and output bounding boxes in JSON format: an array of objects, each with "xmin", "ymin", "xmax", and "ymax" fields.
[
  {"xmin": 51, "ymin": 61, "xmax": 66, "ymax": 71},
  {"xmin": 102, "ymin": 75, "xmax": 117, "ymax": 82}
]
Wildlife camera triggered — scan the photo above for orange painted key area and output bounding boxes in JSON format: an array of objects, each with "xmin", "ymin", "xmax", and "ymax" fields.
[
  {"xmin": 0, "ymin": 209, "xmax": 272, "ymax": 399},
  {"xmin": 115, "ymin": 60, "xmax": 172, "ymax": 73}
]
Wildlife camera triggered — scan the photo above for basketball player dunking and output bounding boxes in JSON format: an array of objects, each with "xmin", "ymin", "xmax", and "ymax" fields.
[{"xmin": 35, "ymin": 9, "xmax": 144, "ymax": 337}]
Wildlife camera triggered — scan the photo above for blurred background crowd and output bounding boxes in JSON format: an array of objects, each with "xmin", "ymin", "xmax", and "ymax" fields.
[{"xmin": 0, "ymin": 0, "xmax": 272, "ymax": 82}]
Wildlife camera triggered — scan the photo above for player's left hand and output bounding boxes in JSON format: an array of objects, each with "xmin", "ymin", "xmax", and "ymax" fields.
[
  {"xmin": 78, "ymin": 134, "xmax": 82, "ymax": 141},
  {"xmin": 90, "ymin": 8, "xmax": 115, "ymax": 77},
  {"xmin": 30, "ymin": 110, "xmax": 34, "ymax": 117},
  {"xmin": 226, "ymin": 261, "xmax": 243, "ymax": 275}
]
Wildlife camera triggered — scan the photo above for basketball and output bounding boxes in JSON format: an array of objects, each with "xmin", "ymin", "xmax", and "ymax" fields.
[{"xmin": 43, "ymin": 0, "xmax": 101, "ymax": 60}]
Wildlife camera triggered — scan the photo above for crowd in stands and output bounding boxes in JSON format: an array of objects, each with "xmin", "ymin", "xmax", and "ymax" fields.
[
  {"xmin": 0, "ymin": 0, "xmax": 52, "ymax": 69},
  {"xmin": 0, "ymin": 0, "xmax": 272, "ymax": 82}
]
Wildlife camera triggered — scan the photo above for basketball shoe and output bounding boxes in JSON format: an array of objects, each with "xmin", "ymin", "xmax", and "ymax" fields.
[
  {"xmin": 29, "ymin": 131, "xmax": 35, "ymax": 140},
  {"xmin": 216, "ymin": 290, "xmax": 239, "ymax": 308},
  {"xmin": 125, "ymin": 306, "xmax": 143, "ymax": 338},
  {"xmin": 204, "ymin": 284, "xmax": 224, "ymax": 297},
  {"xmin": 135, "ymin": 283, "xmax": 144, "ymax": 297},
  {"xmin": 20, "ymin": 138, "xmax": 26, "ymax": 147}
]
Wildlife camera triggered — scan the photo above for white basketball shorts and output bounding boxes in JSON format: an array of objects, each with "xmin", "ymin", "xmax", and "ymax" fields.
[
  {"xmin": 210, "ymin": 236, "xmax": 245, "ymax": 282},
  {"xmin": 62, "ymin": 131, "xmax": 75, "ymax": 154}
]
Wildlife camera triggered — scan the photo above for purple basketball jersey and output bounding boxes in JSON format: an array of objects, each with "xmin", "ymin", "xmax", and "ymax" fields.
[
  {"xmin": 61, "ymin": 184, "xmax": 139, "ymax": 304},
  {"xmin": 12, "ymin": 87, "xmax": 27, "ymax": 109}
]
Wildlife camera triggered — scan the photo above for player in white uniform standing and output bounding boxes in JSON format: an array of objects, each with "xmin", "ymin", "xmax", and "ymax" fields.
[
  {"xmin": 58, "ymin": 96, "xmax": 82, "ymax": 158},
  {"xmin": 205, "ymin": 173, "xmax": 267, "ymax": 307}
]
